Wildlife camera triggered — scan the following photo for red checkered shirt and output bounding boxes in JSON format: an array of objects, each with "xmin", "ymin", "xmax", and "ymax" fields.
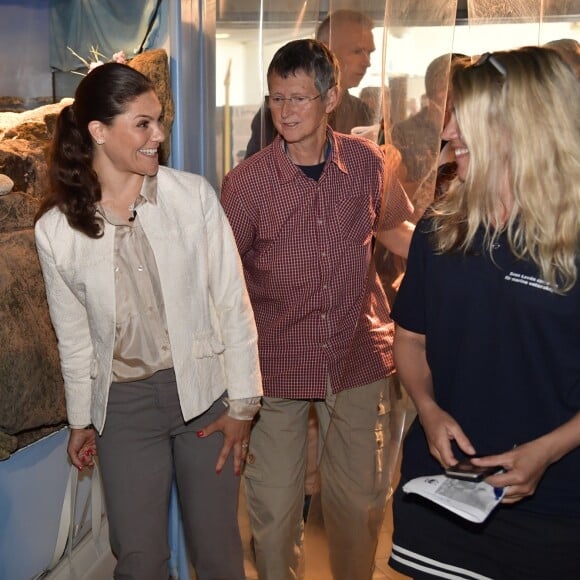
[{"xmin": 221, "ymin": 129, "xmax": 413, "ymax": 399}]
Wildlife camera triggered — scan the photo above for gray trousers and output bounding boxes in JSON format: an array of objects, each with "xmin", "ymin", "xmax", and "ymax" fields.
[{"xmin": 96, "ymin": 368, "xmax": 244, "ymax": 580}]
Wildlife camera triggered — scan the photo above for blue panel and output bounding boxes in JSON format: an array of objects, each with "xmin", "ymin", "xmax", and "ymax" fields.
[
  {"xmin": 168, "ymin": 483, "xmax": 190, "ymax": 580},
  {"xmin": 0, "ymin": 429, "xmax": 70, "ymax": 580},
  {"xmin": 0, "ymin": 429, "xmax": 188, "ymax": 579}
]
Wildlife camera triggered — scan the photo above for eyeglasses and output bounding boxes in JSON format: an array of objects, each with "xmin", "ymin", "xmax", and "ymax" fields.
[
  {"xmin": 267, "ymin": 94, "xmax": 322, "ymax": 108},
  {"xmin": 473, "ymin": 52, "xmax": 507, "ymax": 77}
]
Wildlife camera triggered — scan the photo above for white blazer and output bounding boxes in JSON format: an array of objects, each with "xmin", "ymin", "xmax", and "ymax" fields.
[{"xmin": 35, "ymin": 166, "xmax": 262, "ymax": 434}]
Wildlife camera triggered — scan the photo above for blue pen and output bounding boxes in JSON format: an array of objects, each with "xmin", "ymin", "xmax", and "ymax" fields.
[
  {"xmin": 493, "ymin": 445, "xmax": 515, "ymax": 501},
  {"xmin": 492, "ymin": 450, "xmax": 512, "ymax": 502}
]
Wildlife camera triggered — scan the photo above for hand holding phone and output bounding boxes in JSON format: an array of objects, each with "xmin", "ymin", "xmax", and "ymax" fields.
[{"xmin": 445, "ymin": 460, "xmax": 503, "ymax": 482}]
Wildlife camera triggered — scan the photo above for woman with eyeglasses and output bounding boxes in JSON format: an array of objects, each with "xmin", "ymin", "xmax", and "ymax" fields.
[{"xmin": 388, "ymin": 46, "xmax": 580, "ymax": 579}]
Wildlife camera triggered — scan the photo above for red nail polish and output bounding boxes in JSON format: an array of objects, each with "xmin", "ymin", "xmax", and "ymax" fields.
[
  {"xmin": 235, "ymin": 469, "xmax": 241, "ymax": 477},
  {"xmin": 197, "ymin": 431, "xmax": 204, "ymax": 437},
  {"xmin": 216, "ymin": 468, "xmax": 222, "ymax": 475}
]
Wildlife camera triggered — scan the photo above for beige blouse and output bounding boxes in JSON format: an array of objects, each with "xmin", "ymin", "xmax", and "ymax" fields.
[
  {"xmin": 80, "ymin": 176, "xmax": 260, "ymax": 424},
  {"xmin": 98, "ymin": 178, "xmax": 173, "ymax": 383}
]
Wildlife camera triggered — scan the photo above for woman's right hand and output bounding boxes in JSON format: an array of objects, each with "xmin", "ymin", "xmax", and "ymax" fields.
[
  {"xmin": 417, "ymin": 401, "xmax": 476, "ymax": 468},
  {"xmin": 67, "ymin": 427, "xmax": 97, "ymax": 470}
]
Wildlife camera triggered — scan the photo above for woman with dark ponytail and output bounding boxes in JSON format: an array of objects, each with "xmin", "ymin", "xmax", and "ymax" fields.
[{"xmin": 35, "ymin": 62, "xmax": 262, "ymax": 580}]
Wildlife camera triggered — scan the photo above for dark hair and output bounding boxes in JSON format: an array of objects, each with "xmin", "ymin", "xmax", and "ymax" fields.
[
  {"xmin": 434, "ymin": 161, "xmax": 458, "ymax": 200},
  {"xmin": 36, "ymin": 63, "xmax": 155, "ymax": 237},
  {"xmin": 267, "ymin": 39, "xmax": 340, "ymax": 97}
]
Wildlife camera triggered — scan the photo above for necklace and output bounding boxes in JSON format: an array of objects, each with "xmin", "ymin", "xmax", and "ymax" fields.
[{"xmin": 128, "ymin": 200, "xmax": 137, "ymax": 222}]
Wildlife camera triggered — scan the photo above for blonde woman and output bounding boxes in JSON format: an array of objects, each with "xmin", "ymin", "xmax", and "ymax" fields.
[{"xmin": 389, "ymin": 47, "xmax": 580, "ymax": 579}]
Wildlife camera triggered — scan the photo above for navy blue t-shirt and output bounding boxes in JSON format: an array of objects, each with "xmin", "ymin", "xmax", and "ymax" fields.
[{"xmin": 392, "ymin": 218, "xmax": 580, "ymax": 516}]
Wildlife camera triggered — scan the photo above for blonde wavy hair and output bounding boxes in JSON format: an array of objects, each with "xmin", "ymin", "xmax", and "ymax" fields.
[{"xmin": 430, "ymin": 46, "xmax": 580, "ymax": 293}]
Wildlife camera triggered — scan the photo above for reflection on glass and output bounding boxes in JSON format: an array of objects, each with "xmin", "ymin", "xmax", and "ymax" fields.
[
  {"xmin": 216, "ymin": 2, "xmax": 579, "ymax": 579},
  {"xmin": 216, "ymin": 6, "xmax": 579, "ymax": 182}
]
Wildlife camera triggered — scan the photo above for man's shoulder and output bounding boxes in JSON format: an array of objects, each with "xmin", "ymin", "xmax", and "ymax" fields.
[
  {"xmin": 342, "ymin": 92, "xmax": 372, "ymax": 114},
  {"xmin": 340, "ymin": 91, "xmax": 361, "ymax": 106},
  {"xmin": 332, "ymin": 93, "xmax": 374, "ymax": 133},
  {"xmin": 392, "ymin": 109, "xmax": 437, "ymax": 140}
]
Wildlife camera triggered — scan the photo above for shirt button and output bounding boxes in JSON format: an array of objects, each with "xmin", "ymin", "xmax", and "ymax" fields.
[
  {"xmin": 321, "ymin": 313, "xmax": 326, "ymax": 320},
  {"xmin": 323, "ymin": 284, "xmax": 328, "ymax": 290},
  {"xmin": 317, "ymin": 219, "xmax": 323, "ymax": 225},
  {"xmin": 321, "ymin": 252, "xmax": 326, "ymax": 257}
]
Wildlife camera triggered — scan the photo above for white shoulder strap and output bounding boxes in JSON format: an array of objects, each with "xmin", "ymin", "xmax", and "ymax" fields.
[{"xmin": 49, "ymin": 463, "xmax": 78, "ymax": 569}]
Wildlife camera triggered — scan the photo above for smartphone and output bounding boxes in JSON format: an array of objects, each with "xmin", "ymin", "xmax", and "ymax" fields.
[{"xmin": 445, "ymin": 460, "xmax": 502, "ymax": 482}]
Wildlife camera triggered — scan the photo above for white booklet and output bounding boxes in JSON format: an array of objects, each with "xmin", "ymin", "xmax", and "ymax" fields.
[{"xmin": 403, "ymin": 474, "xmax": 504, "ymax": 523}]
